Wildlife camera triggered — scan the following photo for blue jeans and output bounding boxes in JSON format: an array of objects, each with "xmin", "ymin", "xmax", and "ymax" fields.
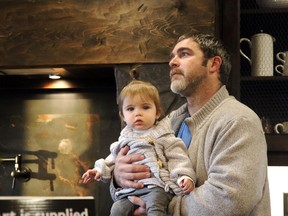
[{"xmin": 110, "ymin": 186, "xmax": 173, "ymax": 216}]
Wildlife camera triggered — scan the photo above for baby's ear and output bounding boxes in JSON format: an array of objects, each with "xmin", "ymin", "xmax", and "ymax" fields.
[
  {"xmin": 119, "ymin": 111, "xmax": 127, "ymax": 123},
  {"xmin": 156, "ymin": 112, "xmax": 161, "ymax": 120}
]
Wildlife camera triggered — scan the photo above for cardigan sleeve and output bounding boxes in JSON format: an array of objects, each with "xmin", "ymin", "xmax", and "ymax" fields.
[
  {"xmin": 161, "ymin": 135, "xmax": 196, "ymax": 183},
  {"xmin": 94, "ymin": 153, "xmax": 116, "ymax": 183},
  {"xmin": 94, "ymin": 141, "xmax": 119, "ymax": 183}
]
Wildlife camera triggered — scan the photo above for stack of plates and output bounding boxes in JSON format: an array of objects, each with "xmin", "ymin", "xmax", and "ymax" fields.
[{"xmin": 256, "ymin": 0, "xmax": 288, "ymax": 8}]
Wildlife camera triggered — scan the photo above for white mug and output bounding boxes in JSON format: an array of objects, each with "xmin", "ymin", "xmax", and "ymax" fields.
[
  {"xmin": 240, "ymin": 33, "xmax": 275, "ymax": 77},
  {"xmin": 275, "ymin": 64, "xmax": 288, "ymax": 76},
  {"xmin": 274, "ymin": 122, "xmax": 288, "ymax": 134},
  {"xmin": 276, "ymin": 51, "xmax": 288, "ymax": 65}
]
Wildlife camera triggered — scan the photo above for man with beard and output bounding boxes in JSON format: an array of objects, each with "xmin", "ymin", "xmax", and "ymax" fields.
[{"xmin": 110, "ymin": 33, "xmax": 271, "ymax": 216}]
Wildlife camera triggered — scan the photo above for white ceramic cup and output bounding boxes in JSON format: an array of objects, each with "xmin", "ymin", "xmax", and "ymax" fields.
[
  {"xmin": 276, "ymin": 51, "xmax": 288, "ymax": 65},
  {"xmin": 240, "ymin": 33, "xmax": 274, "ymax": 77},
  {"xmin": 275, "ymin": 64, "xmax": 288, "ymax": 76},
  {"xmin": 274, "ymin": 122, "xmax": 288, "ymax": 134}
]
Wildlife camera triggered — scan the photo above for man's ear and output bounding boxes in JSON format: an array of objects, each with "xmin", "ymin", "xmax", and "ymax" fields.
[{"xmin": 209, "ymin": 56, "xmax": 222, "ymax": 73}]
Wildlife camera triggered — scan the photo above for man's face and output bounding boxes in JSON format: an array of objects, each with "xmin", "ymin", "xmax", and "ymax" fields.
[{"xmin": 169, "ymin": 38, "xmax": 208, "ymax": 97}]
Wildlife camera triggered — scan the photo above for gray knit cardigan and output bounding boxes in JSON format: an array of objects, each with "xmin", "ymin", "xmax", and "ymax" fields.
[{"xmin": 168, "ymin": 86, "xmax": 271, "ymax": 216}]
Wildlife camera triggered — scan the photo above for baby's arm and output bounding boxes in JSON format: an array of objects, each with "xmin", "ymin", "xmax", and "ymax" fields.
[{"xmin": 82, "ymin": 169, "xmax": 101, "ymax": 184}]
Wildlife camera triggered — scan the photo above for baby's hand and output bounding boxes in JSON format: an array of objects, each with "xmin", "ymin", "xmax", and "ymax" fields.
[
  {"xmin": 81, "ymin": 169, "xmax": 101, "ymax": 184},
  {"xmin": 179, "ymin": 178, "xmax": 194, "ymax": 194}
]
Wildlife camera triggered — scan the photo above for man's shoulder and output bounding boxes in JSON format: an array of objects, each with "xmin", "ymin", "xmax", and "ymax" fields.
[
  {"xmin": 212, "ymin": 97, "xmax": 262, "ymax": 130},
  {"xmin": 221, "ymin": 97, "xmax": 259, "ymax": 119}
]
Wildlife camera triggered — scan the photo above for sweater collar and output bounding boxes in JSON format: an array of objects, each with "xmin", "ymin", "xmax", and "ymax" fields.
[
  {"xmin": 171, "ymin": 85, "xmax": 230, "ymax": 132},
  {"xmin": 186, "ymin": 85, "xmax": 230, "ymax": 130}
]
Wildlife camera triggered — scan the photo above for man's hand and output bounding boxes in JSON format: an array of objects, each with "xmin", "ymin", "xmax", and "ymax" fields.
[
  {"xmin": 114, "ymin": 146, "xmax": 151, "ymax": 188},
  {"xmin": 128, "ymin": 196, "xmax": 147, "ymax": 216}
]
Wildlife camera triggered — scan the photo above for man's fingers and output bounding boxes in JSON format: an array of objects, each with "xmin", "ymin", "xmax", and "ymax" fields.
[
  {"xmin": 128, "ymin": 196, "xmax": 147, "ymax": 216},
  {"xmin": 120, "ymin": 179, "xmax": 144, "ymax": 189},
  {"xmin": 128, "ymin": 195, "xmax": 145, "ymax": 206},
  {"xmin": 117, "ymin": 153, "xmax": 145, "ymax": 166},
  {"xmin": 115, "ymin": 170, "xmax": 149, "ymax": 188},
  {"xmin": 114, "ymin": 146, "xmax": 150, "ymax": 188},
  {"xmin": 117, "ymin": 145, "xmax": 130, "ymax": 157}
]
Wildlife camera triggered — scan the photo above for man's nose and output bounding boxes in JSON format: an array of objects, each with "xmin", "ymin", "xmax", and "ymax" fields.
[{"xmin": 169, "ymin": 56, "xmax": 179, "ymax": 68}]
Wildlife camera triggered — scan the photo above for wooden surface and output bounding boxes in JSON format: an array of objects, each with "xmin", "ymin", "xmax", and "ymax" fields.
[{"xmin": 0, "ymin": 0, "xmax": 215, "ymax": 67}]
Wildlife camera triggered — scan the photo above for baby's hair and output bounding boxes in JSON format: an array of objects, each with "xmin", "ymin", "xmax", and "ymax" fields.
[
  {"xmin": 118, "ymin": 80, "xmax": 164, "ymax": 118},
  {"xmin": 129, "ymin": 64, "xmax": 141, "ymax": 80}
]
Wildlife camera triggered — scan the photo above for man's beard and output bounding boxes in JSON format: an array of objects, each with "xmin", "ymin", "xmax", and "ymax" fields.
[{"xmin": 171, "ymin": 72, "xmax": 207, "ymax": 97}]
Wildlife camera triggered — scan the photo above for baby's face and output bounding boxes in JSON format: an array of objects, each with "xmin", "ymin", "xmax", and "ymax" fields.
[{"xmin": 121, "ymin": 95, "xmax": 159, "ymax": 130}]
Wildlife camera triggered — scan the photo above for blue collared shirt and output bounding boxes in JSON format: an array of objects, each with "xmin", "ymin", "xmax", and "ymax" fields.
[{"xmin": 177, "ymin": 115, "xmax": 192, "ymax": 148}]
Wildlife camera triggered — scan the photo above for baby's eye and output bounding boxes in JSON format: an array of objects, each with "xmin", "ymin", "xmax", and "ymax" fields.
[
  {"xmin": 126, "ymin": 107, "xmax": 134, "ymax": 111},
  {"xmin": 143, "ymin": 105, "xmax": 151, "ymax": 110}
]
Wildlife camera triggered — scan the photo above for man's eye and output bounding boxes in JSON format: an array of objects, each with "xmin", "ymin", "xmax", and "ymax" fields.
[{"xmin": 180, "ymin": 52, "xmax": 189, "ymax": 57}]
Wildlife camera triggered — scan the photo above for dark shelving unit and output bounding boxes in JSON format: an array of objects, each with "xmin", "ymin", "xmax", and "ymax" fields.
[{"xmin": 240, "ymin": 0, "xmax": 288, "ymax": 165}]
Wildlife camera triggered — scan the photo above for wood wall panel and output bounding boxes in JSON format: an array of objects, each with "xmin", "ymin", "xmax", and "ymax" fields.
[{"xmin": 0, "ymin": 0, "xmax": 215, "ymax": 67}]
